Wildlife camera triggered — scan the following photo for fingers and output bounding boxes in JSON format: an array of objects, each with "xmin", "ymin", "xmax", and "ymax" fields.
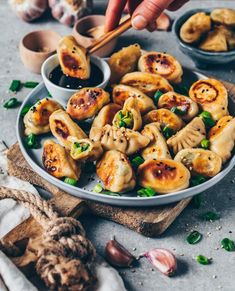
[
  {"xmin": 131, "ymin": 0, "xmax": 174, "ymax": 30},
  {"xmin": 167, "ymin": 0, "xmax": 189, "ymax": 11},
  {"xmin": 104, "ymin": 0, "xmax": 127, "ymax": 32}
]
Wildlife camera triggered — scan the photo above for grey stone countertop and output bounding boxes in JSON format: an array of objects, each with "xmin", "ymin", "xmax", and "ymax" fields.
[{"xmin": 0, "ymin": 0, "xmax": 235, "ymax": 290}]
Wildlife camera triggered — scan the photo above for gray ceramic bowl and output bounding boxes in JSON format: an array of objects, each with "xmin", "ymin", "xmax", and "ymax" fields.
[
  {"xmin": 41, "ymin": 54, "xmax": 111, "ymax": 106},
  {"xmin": 173, "ymin": 8, "xmax": 235, "ymax": 69}
]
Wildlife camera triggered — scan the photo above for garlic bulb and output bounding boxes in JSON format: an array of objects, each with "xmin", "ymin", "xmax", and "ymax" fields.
[
  {"xmin": 49, "ymin": 0, "xmax": 93, "ymax": 27},
  {"xmin": 9, "ymin": 0, "xmax": 48, "ymax": 22}
]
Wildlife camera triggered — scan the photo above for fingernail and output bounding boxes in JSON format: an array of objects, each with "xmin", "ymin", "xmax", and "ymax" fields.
[{"xmin": 132, "ymin": 15, "xmax": 148, "ymax": 30}]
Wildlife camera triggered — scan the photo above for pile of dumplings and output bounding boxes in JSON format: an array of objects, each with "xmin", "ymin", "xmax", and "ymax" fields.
[
  {"xmin": 180, "ymin": 8, "xmax": 235, "ymax": 52},
  {"xmin": 23, "ymin": 43, "xmax": 235, "ymax": 196}
]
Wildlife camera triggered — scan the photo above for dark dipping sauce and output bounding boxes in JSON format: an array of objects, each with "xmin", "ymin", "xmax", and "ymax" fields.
[{"xmin": 49, "ymin": 63, "xmax": 103, "ymax": 90}]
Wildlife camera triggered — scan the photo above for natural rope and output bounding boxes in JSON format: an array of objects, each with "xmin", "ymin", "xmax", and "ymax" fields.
[{"xmin": 0, "ymin": 186, "xmax": 96, "ymax": 290}]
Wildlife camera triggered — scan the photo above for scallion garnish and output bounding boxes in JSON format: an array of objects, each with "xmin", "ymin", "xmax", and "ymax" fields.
[
  {"xmin": 196, "ymin": 255, "xmax": 211, "ymax": 265},
  {"xmin": 93, "ymin": 183, "xmax": 103, "ymax": 193},
  {"xmin": 20, "ymin": 104, "xmax": 32, "ymax": 117},
  {"xmin": 201, "ymin": 211, "xmax": 220, "ymax": 221},
  {"xmin": 25, "ymin": 133, "xmax": 39, "ymax": 149},
  {"xmin": 23, "ymin": 81, "xmax": 39, "ymax": 88},
  {"xmin": 3, "ymin": 98, "xmax": 21, "ymax": 109},
  {"xmin": 186, "ymin": 230, "xmax": 202, "ymax": 244},
  {"xmin": 171, "ymin": 106, "xmax": 187, "ymax": 116},
  {"xmin": 153, "ymin": 90, "xmax": 163, "ymax": 105},
  {"xmin": 221, "ymin": 238, "xmax": 235, "ymax": 252},
  {"xmin": 191, "ymin": 175, "xmax": 206, "ymax": 187},
  {"xmin": 191, "ymin": 194, "xmax": 203, "ymax": 209},
  {"xmin": 131, "ymin": 156, "xmax": 144, "ymax": 169},
  {"xmin": 201, "ymin": 138, "xmax": 210, "ymax": 149},
  {"xmin": 162, "ymin": 126, "xmax": 174, "ymax": 139},
  {"xmin": 9, "ymin": 80, "xmax": 21, "ymax": 92},
  {"xmin": 199, "ymin": 111, "xmax": 215, "ymax": 128},
  {"xmin": 64, "ymin": 177, "xmax": 77, "ymax": 186},
  {"xmin": 137, "ymin": 186, "xmax": 156, "ymax": 197}
]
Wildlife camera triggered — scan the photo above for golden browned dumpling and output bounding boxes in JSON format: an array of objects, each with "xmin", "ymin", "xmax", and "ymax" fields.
[
  {"xmin": 189, "ymin": 79, "xmax": 228, "ymax": 121},
  {"xmin": 96, "ymin": 150, "xmax": 136, "ymax": 193},
  {"xmin": 113, "ymin": 97, "xmax": 142, "ymax": 131},
  {"xmin": 209, "ymin": 116, "xmax": 235, "ymax": 163},
  {"xmin": 120, "ymin": 72, "xmax": 173, "ymax": 97},
  {"xmin": 108, "ymin": 44, "xmax": 141, "ymax": 84},
  {"xmin": 199, "ymin": 29, "xmax": 228, "ymax": 52},
  {"xmin": 174, "ymin": 148, "xmax": 222, "ymax": 177},
  {"xmin": 92, "ymin": 103, "xmax": 122, "ymax": 128},
  {"xmin": 67, "ymin": 87, "xmax": 110, "ymax": 121},
  {"xmin": 167, "ymin": 117, "xmax": 206, "ymax": 154},
  {"xmin": 180, "ymin": 12, "xmax": 211, "ymax": 43},
  {"xmin": 211, "ymin": 8, "xmax": 235, "ymax": 27},
  {"xmin": 138, "ymin": 159, "xmax": 190, "ymax": 194},
  {"xmin": 141, "ymin": 123, "xmax": 171, "ymax": 160},
  {"xmin": 158, "ymin": 91, "xmax": 199, "ymax": 121},
  {"xmin": 138, "ymin": 52, "xmax": 183, "ymax": 84},
  {"xmin": 42, "ymin": 139, "xmax": 80, "ymax": 180},
  {"xmin": 68, "ymin": 136, "xmax": 103, "ymax": 162},
  {"xmin": 57, "ymin": 35, "xmax": 90, "ymax": 79},
  {"xmin": 143, "ymin": 109, "xmax": 185, "ymax": 132},
  {"xmin": 216, "ymin": 25, "xmax": 235, "ymax": 50},
  {"xmin": 90, "ymin": 124, "xmax": 150, "ymax": 155},
  {"xmin": 112, "ymin": 84, "xmax": 156, "ymax": 114},
  {"xmin": 24, "ymin": 98, "xmax": 63, "ymax": 135},
  {"xmin": 49, "ymin": 109, "xmax": 87, "ymax": 149}
]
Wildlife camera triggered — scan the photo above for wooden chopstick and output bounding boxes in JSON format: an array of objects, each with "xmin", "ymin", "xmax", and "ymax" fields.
[{"xmin": 88, "ymin": 16, "xmax": 132, "ymax": 54}]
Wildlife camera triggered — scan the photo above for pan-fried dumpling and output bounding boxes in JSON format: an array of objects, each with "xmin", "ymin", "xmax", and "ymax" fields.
[
  {"xmin": 180, "ymin": 12, "xmax": 211, "ymax": 43},
  {"xmin": 112, "ymin": 84, "xmax": 156, "ymax": 114},
  {"xmin": 68, "ymin": 136, "xmax": 103, "ymax": 162},
  {"xmin": 92, "ymin": 103, "xmax": 121, "ymax": 128},
  {"xmin": 143, "ymin": 109, "xmax": 184, "ymax": 132},
  {"xmin": 24, "ymin": 98, "xmax": 63, "ymax": 135},
  {"xmin": 49, "ymin": 109, "xmax": 87, "ymax": 149},
  {"xmin": 57, "ymin": 35, "xmax": 90, "ymax": 79},
  {"xmin": 113, "ymin": 97, "xmax": 142, "ymax": 131},
  {"xmin": 211, "ymin": 8, "xmax": 235, "ymax": 27},
  {"xmin": 138, "ymin": 159, "xmax": 190, "ymax": 193},
  {"xmin": 120, "ymin": 72, "xmax": 173, "ymax": 97},
  {"xmin": 189, "ymin": 79, "xmax": 228, "ymax": 121},
  {"xmin": 67, "ymin": 87, "xmax": 110, "ymax": 121},
  {"xmin": 158, "ymin": 91, "xmax": 199, "ymax": 121},
  {"xmin": 167, "ymin": 117, "xmax": 206, "ymax": 154},
  {"xmin": 141, "ymin": 123, "xmax": 171, "ymax": 160},
  {"xmin": 90, "ymin": 124, "xmax": 150, "ymax": 155},
  {"xmin": 96, "ymin": 150, "xmax": 136, "ymax": 193},
  {"xmin": 42, "ymin": 139, "xmax": 81, "ymax": 180},
  {"xmin": 199, "ymin": 29, "xmax": 228, "ymax": 52},
  {"xmin": 209, "ymin": 116, "xmax": 235, "ymax": 163},
  {"xmin": 138, "ymin": 52, "xmax": 183, "ymax": 84},
  {"xmin": 217, "ymin": 25, "xmax": 235, "ymax": 50},
  {"xmin": 174, "ymin": 148, "xmax": 222, "ymax": 177},
  {"xmin": 108, "ymin": 44, "xmax": 141, "ymax": 84}
]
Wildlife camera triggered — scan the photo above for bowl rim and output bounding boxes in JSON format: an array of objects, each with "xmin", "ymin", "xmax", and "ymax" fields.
[
  {"xmin": 41, "ymin": 54, "xmax": 111, "ymax": 93},
  {"xmin": 173, "ymin": 7, "xmax": 235, "ymax": 57},
  {"xmin": 20, "ymin": 30, "xmax": 62, "ymax": 56}
]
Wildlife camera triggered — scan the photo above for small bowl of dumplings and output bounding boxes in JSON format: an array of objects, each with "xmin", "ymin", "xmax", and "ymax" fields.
[
  {"xmin": 173, "ymin": 8, "xmax": 235, "ymax": 68},
  {"xmin": 18, "ymin": 43, "xmax": 235, "ymax": 207}
]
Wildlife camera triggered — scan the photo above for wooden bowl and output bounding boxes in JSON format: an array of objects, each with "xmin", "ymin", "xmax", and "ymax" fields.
[{"xmin": 19, "ymin": 30, "xmax": 61, "ymax": 74}]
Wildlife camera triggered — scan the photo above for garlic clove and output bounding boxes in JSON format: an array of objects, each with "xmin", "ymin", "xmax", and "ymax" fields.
[
  {"xmin": 105, "ymin": 238, "xmax": 136, "ymax": 268},
  {"xmin": 144, "ymin": 248, "xmax": 177, "ymax": 276}
]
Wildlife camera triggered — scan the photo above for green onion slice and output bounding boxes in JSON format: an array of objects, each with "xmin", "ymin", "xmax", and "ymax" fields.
[
  {"xmin": 191, "ymin": 175, "xmax": 206, "ymax": 187},
  {"xmin": 137, "ymin": 186, "xmax": 156, "ymax": 197},
  {"xmin": 201, "ymin": 211, "xmax": 220, "ymax": 221},
  {"xmin": 131, "ymin": 156, "xmax": 144, "ymax": 169},
  {"xmin": 153, "ymin": 90, "xmax": 163, "ymax": 105},
  {"xmin": 199, "ymin": 111, "xmax": 216, "ymax": 128},
  {"xmin": 25, "ymin": 133, "xmax": 39, "ymax": 149},
  {"xmin": 9, "ymin": 80, "xmax": 21, "ymax": 92},
  {"xmin": 196, "ymin": 255, "xmax": 211, "ymax": 265},
  {"xmin": 201, "ymin": 138, "xmax": 210, "ymax": 149},
  {"xmin": 93, "ymin": 183, "xmax": 103, "ymax": 193},
  {"xmin": 23, "ymin": 81, "xmax": 39, "ymax": 88},
  {"xmin": 3, "ymin": 98, "xmax": 21, "ymax": 109},
  {"xmin": 64, "ymin": 177, "xmax": 77, "ymax": 186},
  {"xmin": 221, "ymin": 238, "xmax": 235, "ymax": 252},
  {"xmin": 187, "ymin": 230, "xmax": 202, "ymax": 244},
  {"xmin": 20, "ymin": 105, "xmax": 32, "ymax": 117},
  {"xmin": 162, "ymin": 126, "xmax": 174, "ymax": 139}
]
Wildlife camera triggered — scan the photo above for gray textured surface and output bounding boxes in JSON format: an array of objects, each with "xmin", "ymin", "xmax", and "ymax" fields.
[{"xmin": 0, "ymin": 0, "xmax": 235, "ymax": 290}]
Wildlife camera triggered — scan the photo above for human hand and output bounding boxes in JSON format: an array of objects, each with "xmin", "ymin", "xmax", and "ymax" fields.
[{"xmin": 105, "ymin": 0, "xmax": 189, "ymax": 31}]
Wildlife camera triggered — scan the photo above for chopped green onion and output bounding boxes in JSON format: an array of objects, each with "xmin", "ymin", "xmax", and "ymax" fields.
[
  {"xmin": 9, "ymin": 80, "xmax": 21, "ymax": 92},
  {"xmin": 196, "ymin": 255, "xmax": 211, "ymax": 265},
  {"xmin": 187, "ymin": 230, "xmax": 202, "ymax": 244},
  {"xmin": 201, "ymin": 138, "xmax": 210, "ymax": 149},
  {"xmin": 153, "ymin": 90, "xmax": 163, "ymax": 105},
  {"xmin": 171, "ymin": 106, "xmax": 187, "ymax": 116},
  {"xmin": 201, "ymin": 211, "xmax": 220, "ymax": 221},
  {"xmin": 47, "ymin": 91, "xmax": 52, "ymax": 97},
  {"xmin": 131, "ymin": 156, "xmax": 144, "ymax": 169},
  {"xmin": 221, "ymin": 238, "xmax": 235, "ymax": 251},
  {"xmin": 191, "ymin": 194, "xmax": 203, "ymax": 209},
  {"xmin": 102, "ymin": 190, "xmax": 120, "ymax": 196},
  {"xmin": 25, "ymin": 133, "xmax": 39, "ymax": 149},
  {"xmin": 162, "ymin": 126, "xmax": 174, "ymax": 139},
  {"xmin": 64, "ymin": 177, "xmax": 77, "ymax": 186},
  {"xmin": 137, "ymin": 186, "xmax": 156, "ymax": 197},
  {"xmin": 93, "ymin": 183, "xmax": 103, "ymax": 193},
  {"xmin": 191, "ymin": 175, "xmax": 206, "ymax": 187},
  {"xmin": 20, "ymin": 104, "xmax": 32, "ymax": 117},
  {"xmin": 119, "ymin": 120, "xmax": 126, "ymax": 127},
  {"xmin": 116, "ymin": 111, "xmax": 133, "ymax": 129},
  {"xmin": 3, "ymin": 98, "xmax": 21, "ymax": 109},
  {"xmin": 82, "ymin": 144, "xmax": 89, "ymax": 151},
  {"xmin": 199, "ymin": 111, "xmax": 216, "ymax": 128},
  {"xmin": 23, "ymin": 81, "xmax": 39, "ymax": 88}
]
